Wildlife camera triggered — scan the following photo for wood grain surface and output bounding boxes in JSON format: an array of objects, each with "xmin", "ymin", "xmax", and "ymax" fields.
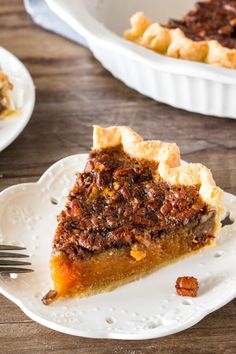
[{"xmin": 0, "ymin": 1, "xmax": 236, "ymax": 353}]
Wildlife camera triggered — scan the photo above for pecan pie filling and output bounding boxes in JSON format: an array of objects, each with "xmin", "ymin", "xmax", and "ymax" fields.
[
  {"xmin": 0, "ymin": 71, "xmax": 14, "ymax": 120},
  {"xmin": 53, "ymin": 146, "xmax": 215, "ymax": 261},
  {"xmin": 167, "ymin": 0, "xmax": 236, "ymax": 49}
]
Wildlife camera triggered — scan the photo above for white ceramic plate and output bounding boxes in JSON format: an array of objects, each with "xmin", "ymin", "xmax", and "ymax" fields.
[
  {"xmin": 0, "ymin": 153, "xmax": 235, "ymax": 339},
  {"xmin": 0, "ymin": 47, "xmax": 35, "ymax": 152},
  {"xmin": 46, "ymin": 0, "xmax": 236, "ymax": 119}
]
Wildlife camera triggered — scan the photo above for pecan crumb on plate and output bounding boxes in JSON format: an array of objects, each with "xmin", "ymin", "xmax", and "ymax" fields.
[
  {"xmin": 42, "ymin": 290, "xmax": 57, "ymax": 305},
  {"xmin": 175, "ymin": 276, "xmax": 199, "ymax": 297}
]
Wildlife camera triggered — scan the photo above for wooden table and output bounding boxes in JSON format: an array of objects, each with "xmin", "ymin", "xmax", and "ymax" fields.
[{"xmin": 0, "ymin": 1, "xmax": 236, "ymax": 353}]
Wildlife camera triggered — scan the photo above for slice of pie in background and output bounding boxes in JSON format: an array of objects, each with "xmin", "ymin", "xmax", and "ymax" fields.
[
  {"xmin": 124, "ymin": 0, "xmax": 236, "ymax": 69},
  {"xmin": 0, "ymin": 69, "xmax": 14, "ymax": 120},
  {"xmin": 43, "ymin": 125, "xmax": 224, "ymax": 304}
]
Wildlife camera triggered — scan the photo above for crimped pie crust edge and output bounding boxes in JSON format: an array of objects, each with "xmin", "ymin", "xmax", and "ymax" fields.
[
  {"xmin": 93, "ymin": 125, "xmax": 225, "ymax": 235},
  {"xmin": 124, "ymin": 12, "xmax": 236, "ymax": 69}
]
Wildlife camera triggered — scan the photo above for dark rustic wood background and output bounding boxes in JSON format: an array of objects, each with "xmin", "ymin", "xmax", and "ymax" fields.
[{"xmin": 0, "ymin": 1, "xmax": 235, "ymax": 353}]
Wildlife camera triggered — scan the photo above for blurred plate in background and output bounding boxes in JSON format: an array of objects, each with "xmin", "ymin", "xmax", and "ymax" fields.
[{"xmin": 0, "ymin": 47, "xmax": 35, "ymax": 153}]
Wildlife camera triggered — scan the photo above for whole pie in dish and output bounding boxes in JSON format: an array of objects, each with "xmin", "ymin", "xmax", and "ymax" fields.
[
  {"xmin": 124, "ymin": 0, "xmax": 236, "ymax": 69},
  {"xmin": 44, "ymin": 126, "xmax": 224, "ymax": 304},
  {"xmin": 0, "ymin": 69, "xmax": 14, "ymax": 120}
]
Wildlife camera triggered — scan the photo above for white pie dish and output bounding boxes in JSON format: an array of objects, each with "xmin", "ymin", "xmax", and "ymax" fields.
[
  {"xmin": 0, "ymin": 153, "xmax": 235, "ymax": 339},
  {"xmin": 46, "ymin": 0, "xmax": 236, "ymax": 119},
  {"xmin": 0, "ymin": 47, "xmax": 35, "ymax": 152}
]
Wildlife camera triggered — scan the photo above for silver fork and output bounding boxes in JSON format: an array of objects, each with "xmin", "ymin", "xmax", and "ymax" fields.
[{"xmin": 0, "ymin": 245, "xmax": 33, "ymax": 274}]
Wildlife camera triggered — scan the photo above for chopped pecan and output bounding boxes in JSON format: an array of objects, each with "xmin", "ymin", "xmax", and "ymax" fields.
[
  {"xmin": 218, "ymin": 25, "xmax": 233, "ymax": 35},
  {"xmin": 119, "ymin": 186, "xmax": 131, "ymax": 199},
  {"xmin": 107, "ymin": 227, "xmax": 134, "ymax": 247},
  {"xmin": 42, "ymin": 290, "xmax": 57, "ymax": 305},
  {"xmin": 113, "ymin": 168, "xmax": 135, "ymax": 180},
  {"xmin": 94, "ymin": 154, "xmax": 116, "ymax": 169},
  {"xmin": 84, "ymin": 160, "xmax": 94, "ymax": 173},
  {"xmin": 224, "ymin": 2, "xmax": 236, "ymax": 15},
  {"xmin": 70, "ymin": 199, "xmax": 81, "ymax": 217},
  {"xmin": 160, "ymin": 202, "xmax": 172, "ymax": 215},
  {"xmin": 230, "ymin": 18, "xmax": 236, "ymax": 27},
  {"xmin": 94, "ymin": 170, "xmax": 105, "ymax": 189},
  {"xmin": 175, "ymin": 276, "xmax": 199, "ymax": 297}
]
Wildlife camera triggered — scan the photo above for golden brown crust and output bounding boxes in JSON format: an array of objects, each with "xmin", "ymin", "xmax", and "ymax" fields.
[
  {"xmin": 140, "ymin": 23, "xmax": 171, "ymax": 54},
  {"xmin": 93, "ymin": 125, "xmax": 225, "ymax": 235},
  {"xmin": 206, "ymin": 40, "xmax": 236, "ymax": 69},
  {"xmin": 124, "ymin": 11, "xmax": 152, "ymax": 42},
  {"xmin": 93, "ymin": 125, "xmax": 180, "ymax": 167},
  {"xmin": 124, "ymin": 12, "xmax": 236, "ymax": 69},
  {"xmin": 167, "ymin": 28, "xmax": 208, "ymax": 62}
]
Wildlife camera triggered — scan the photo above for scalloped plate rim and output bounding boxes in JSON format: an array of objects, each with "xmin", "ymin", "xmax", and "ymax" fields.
[
  {"xmin": 0, "ymin": 46, "xmax": 35, "ymax": 152},
  {"xmin": 0, "ymin": 153, "xmax": 235, "ymax": 339}
]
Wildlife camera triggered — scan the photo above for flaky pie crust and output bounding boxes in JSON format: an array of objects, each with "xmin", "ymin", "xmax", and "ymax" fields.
[
  {"xmin": 93, "ymin": 125, "xmax": 225, "ymax": 235},
  {"xmin": 124, "ymin": 12, "xmax": 236, "ymax": 69}
]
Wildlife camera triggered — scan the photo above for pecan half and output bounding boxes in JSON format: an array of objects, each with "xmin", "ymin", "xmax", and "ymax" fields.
[
  {"xmin": 175, "ymin": 276, "xmax": 199, "ymax": 297},
  {"xmin": 42, "ymin": 290, "xmax": 58, "ymax": 305}
]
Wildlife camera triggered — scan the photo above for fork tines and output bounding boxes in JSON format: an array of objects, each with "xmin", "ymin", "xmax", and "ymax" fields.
[
  {"xmin": 0, "ymin": 267, "xmax": 33, "ymax": 274},
  {"xmin": 0, "ymin": 245, "xmax": 26, "ymax": 250},
  {"xmin": 0, "ymin": 252, "xmax": 29, "ymax": 258},
  {"xmin": 0, "ymin": 245, "xmax": 33, "ymax": 274}
]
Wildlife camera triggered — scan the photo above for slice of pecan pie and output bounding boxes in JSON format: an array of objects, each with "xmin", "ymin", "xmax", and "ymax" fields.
[
  {"xmin": 124, "ymin": 0, "xmax": 236, "ymax": 69},
  {"xmin": 44, "ymin": 126, "xmax": 224, "ymax": 304}
]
